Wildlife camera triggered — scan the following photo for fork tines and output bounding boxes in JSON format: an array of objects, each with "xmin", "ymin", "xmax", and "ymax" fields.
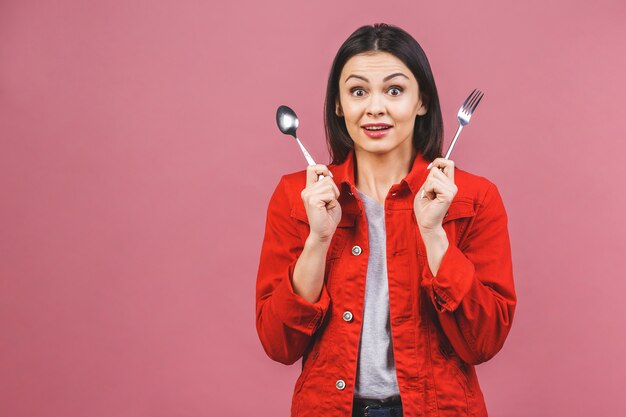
[{"xmin": 462, "ymin": 89, "xmax": 484, "ymax": 115}]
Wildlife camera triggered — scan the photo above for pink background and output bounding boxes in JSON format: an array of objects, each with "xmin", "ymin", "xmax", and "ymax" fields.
[{"xmin": 2, "ymin": 0, "xmax": 625, "ymax": 416}]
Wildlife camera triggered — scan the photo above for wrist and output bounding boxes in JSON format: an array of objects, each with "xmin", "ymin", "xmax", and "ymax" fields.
[
  {"xmin": 305, "ymin": 233, "xmax": 333, "ymax": 250},
  {"xmin": 418, "ymin": 226, "xmax": 449, "ymax": 276},
  {"xmin": 418, "ymin": 225, "xmax": 446, "ymax": 242}
]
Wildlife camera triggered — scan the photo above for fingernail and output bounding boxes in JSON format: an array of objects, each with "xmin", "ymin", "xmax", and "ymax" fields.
[
  {"xmin": 427, "ymin": 162, "xmax": 432, "ymax": 169},
  {"xmin": 329, "ymin": 171, "xmax": 334, "ymax": 178},
  {"xmin": 420, "ymin": 190, "xmax": 425, "ymax": 198}
]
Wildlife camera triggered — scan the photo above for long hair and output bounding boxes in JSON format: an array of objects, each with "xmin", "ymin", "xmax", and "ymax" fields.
[{"xmin": 324, "ymin": 23, "xmax": 444, "ymax": 164}]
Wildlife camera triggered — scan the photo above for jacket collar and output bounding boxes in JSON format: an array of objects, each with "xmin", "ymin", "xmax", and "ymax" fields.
[{"xmin": 330, "ymin": 148, "xmax": 431, "ymax": 197}]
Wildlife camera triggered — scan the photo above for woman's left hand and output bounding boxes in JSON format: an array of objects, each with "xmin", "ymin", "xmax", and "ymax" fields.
[{"xmin": 414, "ymin": 158, "xmax": 458, "ymax": 231}]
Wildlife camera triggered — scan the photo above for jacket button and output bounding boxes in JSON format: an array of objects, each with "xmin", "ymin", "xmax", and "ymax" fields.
[
  {"xmin": 351, "ymin": 245, "xmax": 362, "ymax": 256},
  {"xmin": 342, "ymin": 311, "xmax": 353, "ymax": 322},
  {"xmin": 336, "ymin": 379, "xmax": 346, "ymax": 390}
]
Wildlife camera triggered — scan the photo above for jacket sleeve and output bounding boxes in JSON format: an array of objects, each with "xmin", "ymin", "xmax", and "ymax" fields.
[
  {"xmin": 255, "ymin": 175, "xmax": 331, "ymax": 365},
  {"xmin": 420, "ymin": 181, "xmax": 516, "ymax": 365}
]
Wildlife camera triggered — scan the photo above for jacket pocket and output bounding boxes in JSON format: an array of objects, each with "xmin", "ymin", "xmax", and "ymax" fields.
[
  {"xmin": 290, "ymin": 204, "xmax": 354, "ymax": 260},
  {"xmin": 438, "ymin": 337, "xmax": 472, "ymax": 391},
  {"xmin": 442, "ymin": 198, "xmax": 475, "ymax": 223},
  {"xmin": 294, "ymin": 348, "xmax": 322, "ymax": 415},
  {"xmin": 297, "ymin": 349, "xmax": 319, "ymax": 389},
  {"xmin": 290, "ymin": 203, "xmax": 356, "ymax": 228}
]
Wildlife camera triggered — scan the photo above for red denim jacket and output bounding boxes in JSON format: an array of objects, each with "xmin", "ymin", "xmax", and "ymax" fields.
[{"xmin": 255, "ymin": 148, "xmax": 516, "ymax": 417}]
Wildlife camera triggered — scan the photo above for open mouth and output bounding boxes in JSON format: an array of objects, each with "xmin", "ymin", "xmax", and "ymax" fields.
[
  {"xmin": 361, "ymin": 123, "xmax": 391, "ymax": 132},
  {"xmin": 362, "ymin": 125, "xmax": 392, "ymax": 131},
  {"xmin": 361, "ymin": 125, "xmax": 392, "ymax": 138}
]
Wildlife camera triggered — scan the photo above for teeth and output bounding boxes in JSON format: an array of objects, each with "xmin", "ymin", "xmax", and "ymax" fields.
[{"xmin": 364, "ymin": 126, "xmax": 390, "ymax": 130}]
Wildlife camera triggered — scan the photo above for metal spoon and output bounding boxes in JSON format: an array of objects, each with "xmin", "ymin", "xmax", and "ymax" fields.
[{"xmin": 276, "ymin": 105, "xmax": 324, "ymax": 180}]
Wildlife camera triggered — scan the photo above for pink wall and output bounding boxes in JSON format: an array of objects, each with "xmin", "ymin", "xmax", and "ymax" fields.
[{"xmin": 2, "ymin": 0, "xmax": 625, "ymax": 416}]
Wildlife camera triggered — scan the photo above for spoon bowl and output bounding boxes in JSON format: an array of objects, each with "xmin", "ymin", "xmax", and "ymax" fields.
[
  {"xmin": 275, "ymin": 105, "xmax": 323, "ymax": 180},
  {"xmin": 276, "ymin": 105, "xmax": 299, "ymax": 137}
]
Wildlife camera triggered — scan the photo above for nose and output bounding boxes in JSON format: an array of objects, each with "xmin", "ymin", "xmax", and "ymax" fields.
[{"xmin": 366, "ymin": 92, "xmax": 386, "ymax": 116}]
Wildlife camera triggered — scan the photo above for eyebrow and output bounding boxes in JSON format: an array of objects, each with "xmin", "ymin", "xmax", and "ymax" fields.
[{"xmin": 344, "ymin": 72, "xmax": 410, "ymax": 83}]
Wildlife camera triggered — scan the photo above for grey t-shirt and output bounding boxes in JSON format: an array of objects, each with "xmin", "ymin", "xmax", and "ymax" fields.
[{"xmin": 353, "ymin": 189, "xmax": 400, "ymax": 399}]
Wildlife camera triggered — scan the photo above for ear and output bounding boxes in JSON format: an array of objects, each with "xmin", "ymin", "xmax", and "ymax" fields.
[
  {"xmin": 335, "ymin": 98, "xmax": 343, "ymax": 117},
  {"xmin": 416, "ymin": 98, "xmax": 428, "ymax": 116}
]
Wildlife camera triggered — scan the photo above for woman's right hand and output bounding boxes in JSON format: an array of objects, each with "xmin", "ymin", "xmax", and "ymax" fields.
[{"xmin": 301, "ymin": 164, "xmax": 342, "ymax": 244}]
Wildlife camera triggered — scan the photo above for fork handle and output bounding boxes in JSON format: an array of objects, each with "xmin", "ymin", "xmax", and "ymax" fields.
[{"xmin": 444, "ymin": 124, "xmax": 464, "ymax": 160}]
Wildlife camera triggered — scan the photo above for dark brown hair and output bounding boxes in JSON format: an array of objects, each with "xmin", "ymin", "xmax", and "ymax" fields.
[{"xmin": 324, "ymin": 23, "xmax": 444, "ymax": 164}]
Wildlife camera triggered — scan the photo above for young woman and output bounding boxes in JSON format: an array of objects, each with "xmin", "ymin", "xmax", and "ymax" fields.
[{"xmin": 255, "ymin": 23, "xmax": 516, "ymax": 417}]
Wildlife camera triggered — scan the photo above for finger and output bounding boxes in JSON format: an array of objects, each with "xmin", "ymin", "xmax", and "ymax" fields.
[
  {"xmin": 422, "ymin": 183, "xmax": 442, "ymax": 201},
  {"xmin": 419, "ymin": 180, "xmax": 430, "ymax": 199},
  {"xmin": 426, "ymin": 157, "xmax": 447, "ymax": 170},
  {"xmin": 427, "ymin": 157, "xmax": 451, "ymax": 168},
  {"xmin": 302, "ymin": 182, "xmax": 334, "ymax": 203},
  {"xmin": 419, "ymin": 165, "xmax": 449, "ymax": 199},
  {"xmin": 431, "ymin": 165, "xmax": 455, "ymax": 184},
  {"xmin": 426, "ymin": 166, "xmax": 443, "ymax": 183},
  {"xmin": 428, "ymin": 157, "xmax": 454, "ymax": 171},
  {"xmin": 428, "ymin": 158, "xmax": 455, "ymax": 182},
  {"xmin": 319, "ymin": 192, "xmax": 338, "ymax": 207},
  {"xmin": 314, "ymin": 175, "xmax": 341, "ymax": 198},
  {"xmin": 420, "ymin": 180, "xmax": 439, "ymax": 200},
  {"xmin": 433, "ymin": 177, "xmax": 455, "ymax": 194},
  {"xmin": 420, "ymin": 188, "xmax": 435, "ymax": 200},
  {"xmin": 420, "ymin": 177, "xmax": 455, "ymax": 201},
  {"xmin": 430, "ymin": 180, "xmax": 457, "ymax": 203},
  {"xmin": 331, "ymin": 179, "xmax": 340, "ymax": 199},
  {"xmin": 306, "ymin": 164, "xmax": 333, "ymax": 186},
  {"xmin": 443, "ymin": 160, "xmax": 455, "ymax": 183},
  {"xmin": 419, "ymin": 184, "xmax": 437, "ymax": 200},
  {"xmin": 312, "ymin": 175, "xmax": 339, "ymax": 194},
  {"xmin": 306, "ymin": 191, "xmax": 333, "ymax": 208}
]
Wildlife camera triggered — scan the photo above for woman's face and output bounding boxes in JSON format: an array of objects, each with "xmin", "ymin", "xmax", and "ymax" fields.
[{"xmin": 335, "ymin": 51, "xmax": 427, "ymax": 157}]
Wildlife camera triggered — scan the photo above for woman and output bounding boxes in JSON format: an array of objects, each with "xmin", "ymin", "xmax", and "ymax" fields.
[{"xmin": 256, "ymin": 23, "xmax": 516, "ymax": 417}]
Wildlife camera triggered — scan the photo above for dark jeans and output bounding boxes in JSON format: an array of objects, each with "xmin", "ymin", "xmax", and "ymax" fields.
[{"xmin": 352, "ymin": 397, "xmax": 403, "ymax": 417}]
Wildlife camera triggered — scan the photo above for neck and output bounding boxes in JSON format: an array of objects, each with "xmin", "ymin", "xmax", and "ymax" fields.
[{"xmin": 354, "ymin": 145, "xmax": 417, "ymax": 204}]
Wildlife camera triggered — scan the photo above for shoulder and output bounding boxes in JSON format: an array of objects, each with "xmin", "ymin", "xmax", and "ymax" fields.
[
  {"xmin": 453, "ymin": 166, "xmax": 504, "ymax": 211},
  {"xmin": 280, "ymin": 168, "xmax": 308, "ymax": 197},
  {"xmin": 268, "ymin": 167, "xmax": 309, "ymax": 215}
]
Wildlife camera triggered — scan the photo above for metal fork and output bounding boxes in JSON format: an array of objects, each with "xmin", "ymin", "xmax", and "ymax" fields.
[
  {"xmin": 444, "ymin": 89, "xmax": 484, "ymax": 159},
  {"xmin": 421, "ymin": 89, "xmax": 484, "ymax": 197}
]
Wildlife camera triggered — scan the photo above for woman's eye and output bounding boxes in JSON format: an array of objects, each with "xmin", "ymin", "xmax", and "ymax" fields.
[
  {"xmin": 350, "ymin": 88, "xmax": 366, "ymax": 97},
  {"xmin": 388, "ymin": 87, "xmax": 403, "ymax": 96},
  {"xmin": 350, "ymin": 86, "xmax": 402, "ymax": 97}
]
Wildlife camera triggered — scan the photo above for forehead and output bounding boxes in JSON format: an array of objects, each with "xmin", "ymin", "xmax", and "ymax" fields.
[{"xmin": 340, "ymin": 52, "xmax": 414, "ymax": 82}]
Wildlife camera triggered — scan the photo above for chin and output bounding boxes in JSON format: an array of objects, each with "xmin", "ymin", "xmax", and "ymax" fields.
[{"xmin": 355, "ymin": 141, "xmax": 400, "ymax": 155}]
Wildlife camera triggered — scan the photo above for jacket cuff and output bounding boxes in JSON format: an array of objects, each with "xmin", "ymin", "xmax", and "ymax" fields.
[
  {"xmin": 422, "ymin": 244, "xmax": 475, "ymax": 312},
  {"xmin": 272, "ymin": 260, "xmax": 331, "ymax": 336}
]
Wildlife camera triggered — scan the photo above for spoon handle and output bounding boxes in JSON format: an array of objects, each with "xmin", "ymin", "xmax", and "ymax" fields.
[{"xmin": 296, "ymin": 137, "xmax": 324, "ymax": 181}]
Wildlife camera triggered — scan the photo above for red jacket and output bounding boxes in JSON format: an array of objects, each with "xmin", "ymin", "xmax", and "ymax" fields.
[{"xmin": 255, "ymin": 148, "xmax": 516, "ymax": 417}]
